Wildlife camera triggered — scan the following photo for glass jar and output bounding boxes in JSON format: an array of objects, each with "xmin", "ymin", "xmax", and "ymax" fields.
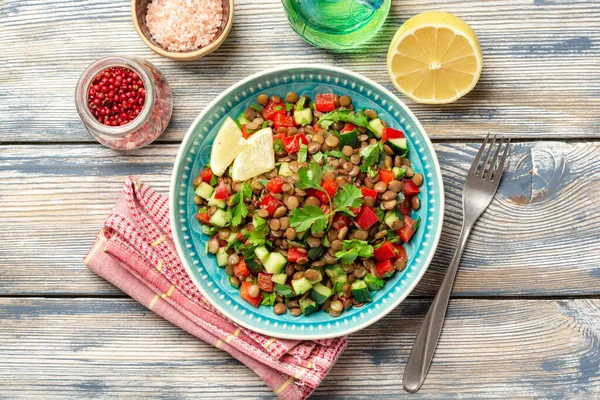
[{"xmin": 75, "ymin": 56, "xmax": 172, "ymax": 150}]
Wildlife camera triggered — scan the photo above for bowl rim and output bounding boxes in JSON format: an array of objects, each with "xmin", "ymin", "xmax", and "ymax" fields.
[
  {"xmin": 169, "ymin": 64, "xmax": 445, "ymax": 339},
  {"xmin": 131, "ymin": 0, "xmax": 234, "ymax": 60}
]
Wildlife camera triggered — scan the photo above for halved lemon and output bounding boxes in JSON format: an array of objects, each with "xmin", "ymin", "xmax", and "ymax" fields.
[
  {"xmin": 387, "ymin": 11, "xmax": 483, "ymax": 104},
  {"xmin": 210, "ymin": 117, "xmax": 247, "ymax": 176},
  {"xmin": 231, "ymin": 128, "xmax": 275, "ymax": 182}
]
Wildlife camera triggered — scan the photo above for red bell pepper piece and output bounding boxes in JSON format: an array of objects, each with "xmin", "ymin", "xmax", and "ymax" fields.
[
  {"xmin": 355, "ymin": 206, "xmax": 379, "ymax": 230},
  {"xmin": 379, "ymin": 169, "xmax": 395, "ymax": 185},
  {"xmin": 199, "ymin": 168, "xmax": 213, "ymax": 184},
  {"xmin": 233, "ymin": 258, "xmax": 249, "ymax": 280},
  {"xmin": 396, "ymin": 215, "xmax": 418, "ymax": 243},
  {"xmin": 240, "ymin": 281, "xmax": 262, "ymax": 307},
  {"xmin": 361, "ymin": 187, "xmax": 378, "ymax": 199},
  {"xmin": 331, "ymin": 214, "xmax": 351, "ymax": 230},
  {"xmin": 340, "ymin": 122, "xmax": 355, "ymax": 133},
  {"xmin": 321, "ymin": 179, "xmax": 338, "ymax": 199},
  {"xmin": 213, "ymin": 181, "xmax": 230, "ymax": 200},
  {"xmin": 195, "ymin": 212, "xmax": 210, "ymax": 224},
  {"xmin": 258, "ymin": 272, "xmax": 274, "ymax": 292},
  {"xmin": 241, "ymin": 124, "xmax": 251, "ymax": 139},
  {"xmin": 273, "ymin": 113, "xmax": 295, "ymax": 130},
  {"xmin": 266, "ymin": 177, "xmax": 285, "ymax": 194},
  {"xmin": 315, "ymin": 93, "xmax": 336, "ymax": 112},
  {"xmin": 382, "ymin": 127, "xmax": 404, "ymax": 143},
  {"xmin": 375, "ymin": 259, "xmax": 395, "ymax": 279},
  {"xmin": 392, "ymin": 244, "xmax": 408, "ymax": 262},
  {"xmin": 373, "ymin": 241, "xmax": 396, "ymax": 261},
  {"xmin": 398, "ymin": 195, "xmax": 412, "ymax": 216},
  {"xmin": 403, "ymin": 180, "xmax": 421, "ymax": 196},
  {"xmin": 283, "ymin": 134, "xmax": 308, "ymax": 153},
  {"xmin": 260, "ymin": 194, "xmax": 282, "ymax": 216},
  {"xmin": 307, "ymin": 188, "xmax": 328, "ymax": 204},
  {"xmin": 262, "ymin": 99, "xmax": 285, "ymax": 121},
  {"xmin": 287, "ymin": 247, "xmax": 305, "ymax": 263}
]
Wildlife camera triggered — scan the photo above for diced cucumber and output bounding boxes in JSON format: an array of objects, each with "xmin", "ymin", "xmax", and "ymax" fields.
[
  {"xmin": 207, "ymin": 191, "xmax": 227, "ymax": 209},
  {"xmin": 291, "ymin": 277, "xmax": 313, "ymax": 295},
  {"xmin": 331, "ymin": 273, "xmax": 348, "ymax": 285},
  {"xmin": 325, "ymin": 265, "xmax": 345, "ymax": 278},
  {"xmin": 201, "ymin": 224, "xmax": 216, "ymax": 236},
  {"xmin": 364, "ymin": 273, "xmax": 384, "ymax": 291},
  {"xmin": 279, "ymin": 162, "xmax": 293, "ymax": 177},
  {"xmin": 369, "ymin": 118, "xmax": 385, "ymax": 138},
  {"xmin": 238, "ymin": 114, "xmax": 251, "ymax": 126},
  {"xmin": 226, "ymin": 232, "xmax": 238, "ymax": 243},
  {"xmin": 351, "ymin": 279, "xmax": 371, "ymax": 302},
  {"xmin": 209, "ymin": 209, "xmax": 228, "ymax": 228},
  {"xmin": 245, "ymin": 258, "xmax": 263, "ymax": 275},
  {"xmin": 338, "ymin": 130, "xmax": 360, "ymax": 148},
  {"xmin": 384, "ymin": 210, "xmax": 400, "ymax": 230},
  {"xmin": 255, "ymin": 246, "xmax": 270, "ymax": 263},
  {"xmin": 271, "ymin": 273, "xmax": 287, "ymax": 285},
  {"xmin": 299, "ymin": 298, "xmax": 319, "ymax": 316},
  {"xmin": 310, "ymin": 283, "xmax": 333, "ymax": 305},
  {"xmin": 229, "ymin": 275, "xmax": 240, "ymax": 288},
  {"xmin": 308, "ymin": 246, "xmax": 325, "ymax": 261},
  {"xmin": 294, "ymin": 108, "xmax": 313, "ymax": 126},
  {"xmin": 216, "ymin": 248, "xmax": 228, "ymax": 267},
  {"xmin": 306, "ymin": 269, "xmax": 322, "ymax": 283},
  {"xmin": 195, "ymin": 182, "xmax": 214, "ymax": 200},
  {"xmin": 392, "ymin": 166, "xmax": 406, "ymax": 180},
  {"xmin": 387, "ymin": 138, "xmax": 408, "ymax": 157},
  {"xmin": 264, "ymin": 252, "xmax": 287, "ymax": 274}
]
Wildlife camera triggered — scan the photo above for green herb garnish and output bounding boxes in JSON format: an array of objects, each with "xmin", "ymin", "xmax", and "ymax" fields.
[
  {"xmin": 318, "ymin": 110, "xmax": 374, "ymax": 133},
  {"xmin": 289, "ymin": 205, "xmax": 329, "ymax": 234},
  {"xmin": 229, "ymin": 182, "xmax": 252, "ymax": 226},
  {"xmin": 261, "ymin": 292, "xmax": 277, "ymax": 306},
  {"xmin": 273, "ymin": 138, "xmax": 284, "ymax": 152},
  {"xmin": 335, "ymin": 240, "xmax": 374, "ymax": 263},
  {"xmin": 298, "ymin": 143, "xmax": 308, "ymax": 163},
  {"xmin": 295, "ymin": 96, "xmax": 306, "ymax": 111},
  {"xmin": 247, "ymin": 214, "xmax": 268, "ymax": 246},
  {"xmin": 359, "ymin": 143, "xmax": 381, "ymax": 172},
  {"xmin": 274, "ymin": 105, "xmax": 283, "ymax": 111},
  {"xmin": 332, "ymin": 184, "xmax": 363, "ymax": 216}
]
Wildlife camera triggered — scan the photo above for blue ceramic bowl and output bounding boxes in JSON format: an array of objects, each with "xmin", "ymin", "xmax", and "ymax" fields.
[{"xmin": 170, "ymin": 65, "xmax": 444, "ymax": 339}]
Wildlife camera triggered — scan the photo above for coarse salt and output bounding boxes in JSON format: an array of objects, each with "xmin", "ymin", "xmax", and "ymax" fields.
[{"xmin": 146, "ymin": 0, "xmax": 223, "ymax": 52}]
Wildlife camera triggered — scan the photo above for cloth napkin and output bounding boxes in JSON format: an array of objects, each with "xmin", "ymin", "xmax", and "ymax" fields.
[{"xmin": 83, "ymin": 177, "xmax": 347, "ymax": 399}]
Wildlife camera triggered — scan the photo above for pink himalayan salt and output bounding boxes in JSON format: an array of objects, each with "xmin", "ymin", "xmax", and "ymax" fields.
[{"xmin": 146, "ymin": 0, "xmax": 223, "ymax": 52}]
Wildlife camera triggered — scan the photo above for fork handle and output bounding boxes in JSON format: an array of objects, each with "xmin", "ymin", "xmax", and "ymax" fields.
[{"xmin": 403, "ymin": 222, "xmax": 473, "ymax": 393}]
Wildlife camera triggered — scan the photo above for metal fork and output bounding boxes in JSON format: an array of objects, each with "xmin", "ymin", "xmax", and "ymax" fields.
[{"xmin": 403, "ymin": 134, "xmax": 511, "ymax": 393}]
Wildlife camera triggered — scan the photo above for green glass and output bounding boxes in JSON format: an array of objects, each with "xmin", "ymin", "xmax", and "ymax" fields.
[{"xmin": 282, "ymin": 0, "xmax": 390, "ymax": 51}]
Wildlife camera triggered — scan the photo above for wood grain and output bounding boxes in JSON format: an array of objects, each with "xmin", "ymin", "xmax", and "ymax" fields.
[
  {"xmin": 1, "ymin": 297, "xmax": 598, "ymax": 398},
  {"xmin": 1, "ymin": 0, "xmax": 600, "ymax": 142},
  {"xmin": 1, "ymin": 142, "xmax": 598, "ymax": 296}
]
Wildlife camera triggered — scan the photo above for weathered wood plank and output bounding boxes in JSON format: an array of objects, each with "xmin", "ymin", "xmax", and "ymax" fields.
[
  {"xmin": 1, "ymin": 141, "xmax": 598, "ymax": 296},
  {"xmin": 1, "ymin": 0, "xmax": 599, "ymax": 142},
  {"xmin": 1, "ymin": 297, "xmax": 598, "ymax": 398}
]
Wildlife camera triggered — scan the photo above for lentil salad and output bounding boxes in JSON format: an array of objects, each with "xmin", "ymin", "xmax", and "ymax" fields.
[{"xmin": 193, "ymin": 92, "xmax": 423, "ymax": 318}]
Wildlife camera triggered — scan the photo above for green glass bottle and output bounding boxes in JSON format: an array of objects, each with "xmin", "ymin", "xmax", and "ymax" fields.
[{"xmin": 282, "ymin": 0, "xmax": 390, "ymax": 51}]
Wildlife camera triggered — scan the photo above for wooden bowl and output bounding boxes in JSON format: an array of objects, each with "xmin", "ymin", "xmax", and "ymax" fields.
[{"xmin": 131, "ymin": 0, "xmax": 234, "ymax": 61}]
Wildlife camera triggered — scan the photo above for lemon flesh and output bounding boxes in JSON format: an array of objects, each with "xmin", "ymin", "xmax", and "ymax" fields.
[
  {"xmin": 387, "ymin": 11, "xmax": 483, "ymax": 104},
  {"xmin": 231, "ymin": 128, "xmax": 275, "ymax": 182},
  {"xmin": 210, "ymin": 117, "xmax": 248, "ymax": 176}
]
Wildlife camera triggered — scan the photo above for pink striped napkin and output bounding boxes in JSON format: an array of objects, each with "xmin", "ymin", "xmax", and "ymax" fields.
[{"xmin": 84, "ymin": 177, "xmax": 347, "ymax": 399}]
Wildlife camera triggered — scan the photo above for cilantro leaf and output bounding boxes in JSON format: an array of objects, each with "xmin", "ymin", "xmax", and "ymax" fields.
[
  {"xmin": 359, "ymin": 143, "xmax": 380, "ymax": 172},
  {"xmin": 261, "ymin": 121, "xmax": 270, "ymax": 129},
  {"xmin": 229, "ymin": 182, "xmax": 252, "ymax": 226},
  {"xmin": 335, "ymin": 240, "xmax": 374, "ymax": 263},
  {"xmin": 324, "ymin": 150, "xmax": 348, "ymax": 159},
  {"xmin": 296, "ymin": 161, "xmax": 323, "ymax": 191},
  {"xmin": 275, "ymin": 283, "xmax": 295, "ymax": 298},
  {"xmin": 289, "ymin": 205, "xmax": 329, "ymax": 234},
  {"xmin": 247, "ymin": 214, "xmax": 268, "ymax": 246},
  {"xmin": 333, "ymin": 184, "xmax": 363, "ymax": 216},
  {"xmin": 260, "ymin": 292, "xmax": 277, "ymax": 306},
  {"xmin": 318, "ymin": 110, "xmax": 372, "ymax": 132},
  {"xmin": 273, "ymin": 138, "xmax": 284, "ymax": 152},
  {"xmin": 285, "ymin": 103, "xmax": 294, "ymax": 112}
]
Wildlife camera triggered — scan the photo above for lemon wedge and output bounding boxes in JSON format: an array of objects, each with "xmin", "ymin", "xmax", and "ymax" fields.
[
  {"xmin": 210, "ymin": 117, "xmax": 247, "ymax": 176},
  {"xmin": 387, "ymin": 11, "xmax": 483, "ymax": 104},
  {"xmin": 231, "ymin": 128, "xmax": 275, "ymax": 182}
]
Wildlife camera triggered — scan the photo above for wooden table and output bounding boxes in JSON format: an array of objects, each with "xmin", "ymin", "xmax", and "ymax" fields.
[{"xmin": 2, "ymin": 0, "xmax": 600, "ymax": 398}]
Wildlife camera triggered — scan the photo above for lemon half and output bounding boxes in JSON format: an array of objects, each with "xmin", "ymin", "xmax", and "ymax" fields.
[
  {"xmin": 210, "ymin": 117, "xmax": 248, "ymax": 176},
  {"xmin": 387, "ymin": 11, "xmax": 483, "ymax": 104}
]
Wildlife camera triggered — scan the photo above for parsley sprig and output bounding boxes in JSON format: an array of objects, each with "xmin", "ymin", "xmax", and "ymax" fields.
[
  {"xmin": 228, "ymin": 182, "xmax": 252, "ymax": 226},
  {"xmin": 335, "ymin": 240, "xmax": 374, "ymax": 263}
]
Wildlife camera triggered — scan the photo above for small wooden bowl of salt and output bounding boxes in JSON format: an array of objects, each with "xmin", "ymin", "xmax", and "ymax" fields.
[{"xmin": 132, "ymin": 0, "xmax": 233, "ymax": 61}]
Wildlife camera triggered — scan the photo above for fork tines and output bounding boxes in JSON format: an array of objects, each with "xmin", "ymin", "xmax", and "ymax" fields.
[{"xmin": 469, "ymin": 133, "xmax": 511, "ymax": 181}]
